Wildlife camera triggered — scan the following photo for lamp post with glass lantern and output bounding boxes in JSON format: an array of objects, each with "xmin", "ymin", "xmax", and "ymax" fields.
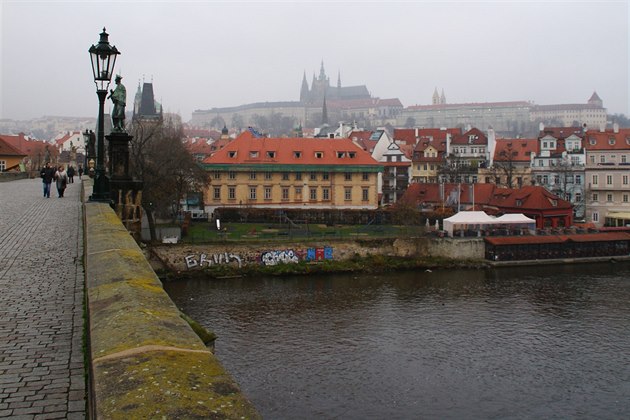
[{"xmin": 88, "ymin": 27, "xmax": 120, "ymax": 201}]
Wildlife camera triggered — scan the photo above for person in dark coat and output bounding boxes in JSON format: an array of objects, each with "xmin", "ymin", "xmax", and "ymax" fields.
[
  {"xmin": 40, "ymin": 162, "xmax": 55, "ymax": 198},
  {"xmin": 67, "ymin": 165, "xmax": 75, "ymax": 183}
]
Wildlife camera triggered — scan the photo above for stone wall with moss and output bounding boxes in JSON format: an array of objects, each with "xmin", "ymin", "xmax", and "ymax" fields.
[{"xmin": 84, "ymin": 202, "xmax": 260, "ymax": 419}]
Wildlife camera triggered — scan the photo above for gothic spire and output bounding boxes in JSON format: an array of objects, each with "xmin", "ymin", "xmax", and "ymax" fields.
[
  {"xmin": 319, "ymin": 59, "xmax": 326, "ymax": 81},
  {"xmin": 300, "ymin": 71, "xmax": 309, "ymax": 103}
]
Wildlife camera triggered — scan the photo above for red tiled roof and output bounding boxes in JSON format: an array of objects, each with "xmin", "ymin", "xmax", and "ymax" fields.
[
  {"xmin": 485, "ymin": 236, "xmax": 566, "ymax": 245},
  {"xmin": 0, "ymin": 137, "xmax": 26, "ymax": 157},
  {"xmin": 394, "ymin": 128, "xmax": 461, "ymax": 149},
  {"xmin": 489, "ymin": 185, "xmax": 572, "ymax": 210},
  {"xmin": 400, "ymin": 182, "xmax": 498, "ymax": 207},
  {"xmin": 493, "ymin": 138, "xmax": 538, "ymax": 162},
  {"xmin": 349, "ymin": 131, "xmax": 378, "ymax": 152},
  {"xmin": 539, "ymin": 127, "xmax": 584, "ymax": 139},
  {"xmin": 202, "ymin": 131, "xmax": 379, "ymax": 166},
  {"xmin": 450, "ymin": 127, "xmax": 487, "ymax": 145},
  {"xmin": 583, "ymin": 128, "xmax": 630, "ymax": 151},
  {"xmin": 401, "ymin": 183, "xmax": 570, "ymax": 214},
  {"xmin": 0, "ymin": 134, "xmax": 47, "ymax": 156}
]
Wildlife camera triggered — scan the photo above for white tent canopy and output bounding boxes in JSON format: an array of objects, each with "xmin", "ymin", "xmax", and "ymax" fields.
[
  {"xmin": 443, "ymin": 211, "xmax": 495, "ymax": 237},
  {"xmin": 443, "ymin": 211, "xmax": 536, "ymax": 237},
  {"xmin": 494, "ymin": 214, "xmax": 535, "ymax": 224}
]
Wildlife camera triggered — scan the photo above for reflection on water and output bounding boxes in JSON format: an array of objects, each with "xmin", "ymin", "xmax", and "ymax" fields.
[{"xmin": 165, "ymin": 262, "xmax": 630, "ymax": 419}]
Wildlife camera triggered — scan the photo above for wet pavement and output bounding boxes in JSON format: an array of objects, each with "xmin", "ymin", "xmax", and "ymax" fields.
[{"xmin": 0, "ymin": 177, "xmax": 86, "ymax": 419}]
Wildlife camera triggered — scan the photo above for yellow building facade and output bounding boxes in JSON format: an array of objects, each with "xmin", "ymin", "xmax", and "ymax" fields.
[{"xmin": 201, "ymin": 131, "xmax": 382, "ymax": 213}]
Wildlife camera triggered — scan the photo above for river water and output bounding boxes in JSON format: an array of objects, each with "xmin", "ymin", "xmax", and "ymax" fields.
[{"xmin": 164, "ymin": 262, "xmax": 630, "ymax": 419}]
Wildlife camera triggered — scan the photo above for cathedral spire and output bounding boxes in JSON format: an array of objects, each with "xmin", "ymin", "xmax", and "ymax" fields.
[
  {"xmin": 300, "ymin": 71, "xmax": 309, "ymax": 103},
  {"xmin": 432, "ymin": 87, "xmax": 440, "ymax": 105},
  {"xmin": 322, "ymin": 95, "xmax": 328, "ymax": 125},
  {"xmin": 337, "ymin": 70, "xmax": 341, "ymax": 89},
  {"xmin": 319, "ymin": 59, "xmax": 326, "ymax": 81}
]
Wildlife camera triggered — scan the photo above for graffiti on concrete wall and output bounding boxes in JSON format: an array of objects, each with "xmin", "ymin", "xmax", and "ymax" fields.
[
  {"xmin": 260, "ymin": 249, "xmax": 299, "ymax": 266},
  {"xmin": 305, "ymin": 246, "xmax": 333, "ymax": 261},
  {"xmin": 185, "ymin": 252, "xmax": 242, "ymax": 269},
  {"xmin": 184, "ymin": 246, "xmax": 333, "ymax": 269}
]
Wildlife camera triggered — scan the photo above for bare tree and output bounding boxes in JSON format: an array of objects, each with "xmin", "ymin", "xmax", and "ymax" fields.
[
  {"xmin": 491, "ymin": 144, "xmax": 519, "ymax": 188},
  {"xmin": 129, "ymin": 117, "xmax": 210, "ymax": 241}
]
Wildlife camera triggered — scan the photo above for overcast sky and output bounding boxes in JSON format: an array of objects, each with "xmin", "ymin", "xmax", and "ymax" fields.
[{"xmin": 1, "ymin": 0, "xmax": 629, "ymax": 123}]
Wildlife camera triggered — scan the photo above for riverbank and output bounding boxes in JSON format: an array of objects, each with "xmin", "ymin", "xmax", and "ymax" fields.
[{"xmin": 152, "ymin": 253, "xmax": 490, "ymax": 281}]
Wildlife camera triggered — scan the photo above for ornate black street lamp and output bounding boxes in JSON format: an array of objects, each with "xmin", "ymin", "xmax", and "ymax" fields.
[{"xmin": 88, "ymin": 27, "xmax": 120, "ymax": 201}]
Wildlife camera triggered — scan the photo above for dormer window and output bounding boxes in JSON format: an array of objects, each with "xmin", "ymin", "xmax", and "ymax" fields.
[
  {"xmin": 266, "ymin": 151, "xmax": 276, "ymax": 158},
  {"xmin": 337, "ymin": 152, "xmax": 346, "ymax": 158},
  {"xmin": 589, "ymin": 138, "xmax": 596, "ymax": 145},
  {"xmin": 515, "ymin": 199, "xmax": 522, "ymax": 207},
  {"xmin": 348, "ymin": 152, "xmax": 356, "ymax": 158},
  {"xmin": 551, "ymin": 199, "xmax": 558, "ymax": 207},
  {"xmin": 315, "ymin": 151, "xmax": 323, "ymax": 159},
  {"xmin": 293, "ymin": 151, "xmax": 302, "ymax": 158},
  {"xmin": 249, "ymin": 151, "xmax": 259, "ymax": 158},
  {"xmin": 608, "ymin": 137, "xmax": 616, "ymax": 145},
  {"xmin": 228, "ymin": 151, "xmax": 237, "ymax": 158}
]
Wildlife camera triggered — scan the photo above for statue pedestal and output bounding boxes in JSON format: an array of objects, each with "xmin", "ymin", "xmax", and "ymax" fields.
[{"xmin": 106, "ymin": 132, "xmax": 143, "ymax": 240}]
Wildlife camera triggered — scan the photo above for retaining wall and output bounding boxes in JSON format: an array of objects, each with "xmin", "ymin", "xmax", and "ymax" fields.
[{"xmin": 151, "ymin": 236, "xmax": 486, "ymax": 273}]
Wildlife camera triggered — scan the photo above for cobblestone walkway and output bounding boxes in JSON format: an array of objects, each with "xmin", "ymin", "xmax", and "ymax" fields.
[{"xmin": 0, "ymin": 178, "xmax": 86, "ymax": 419}]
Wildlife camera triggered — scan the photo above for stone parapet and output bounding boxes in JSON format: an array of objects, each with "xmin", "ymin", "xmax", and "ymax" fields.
[{"xmin": 84, "ymin": 201, "xmax": 260, "ymax": 419}]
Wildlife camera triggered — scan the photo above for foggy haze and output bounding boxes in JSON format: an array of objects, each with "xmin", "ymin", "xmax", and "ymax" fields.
[{"xmin": 1, "ymin": 0, "xmax": 628, "ymax": 123}]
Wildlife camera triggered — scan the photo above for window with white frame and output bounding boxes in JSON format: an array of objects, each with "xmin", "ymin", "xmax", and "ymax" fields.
[
  {"xmin": 264, "ymin": 187, "xmax": 272, "ymax": 200},
  {"xmin": 344, "ymin": 187, "xmax": 352, "ymax": 201},
  {"xmin": 322, "ymin": 188, "xmax": 330, "ymax": 201},
  {"xmin": 249, "ymin": 187, "xmax": 257, "ymax": 200},
  {"xmin": 228, "ymin": 187, "xmax": 236, "ymax": 200},
  {"xmin": 213, "ymin": 187, "xmax": 221, "ymax": 200},
  {"xmin": 309, "ymin": 188, "xmax": 317, "ymax": 201},
  {"xmin": 593, "ymin": 212, "xmax": 599, "ymax": 222},
  {"xmin": 362, "ymin": 188, "xmax": 369, "ymax": 201}
]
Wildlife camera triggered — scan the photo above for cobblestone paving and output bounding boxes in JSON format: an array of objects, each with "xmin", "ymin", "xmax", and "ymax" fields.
[{"xmin": 0, "ymin": 178, "xmax": 86, "ymax": 419}]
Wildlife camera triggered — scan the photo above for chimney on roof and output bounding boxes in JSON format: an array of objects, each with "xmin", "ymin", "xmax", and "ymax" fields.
[
  {"xmin": 539, "ymin": 122, "xmax": 545, "ymax": 132},
  {"xmin": 613, "ymin": 123, "xmax": 619, "ymax": 133},
  {"xmin": 415, "ymin": 127, "xmax": 418, "ymax": 137},
  {"xmin": 599, "ymin": 124, "xmax": 605, "ymax": 132}
]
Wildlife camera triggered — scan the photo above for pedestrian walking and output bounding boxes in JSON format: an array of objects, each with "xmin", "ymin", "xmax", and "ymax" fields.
[
  {"xmin": 78, "ymin": 164, "xmax": 84, "ymax": 179},
  {"xmin": 40, "ymin": 162, "xmax": 56, "ymax": 198},
  {"xmin": 54, "ymin": 165, "xmax": 69, "ymax": 198},
  {"xmin": 67, "ymin": 165, "xmax": 75, "ymax": 183}
]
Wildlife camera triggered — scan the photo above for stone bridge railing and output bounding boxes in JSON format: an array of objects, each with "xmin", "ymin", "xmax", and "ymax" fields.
[{"xmin": 83, "ymin": 200, "xmax": 260, "ymax": 419}]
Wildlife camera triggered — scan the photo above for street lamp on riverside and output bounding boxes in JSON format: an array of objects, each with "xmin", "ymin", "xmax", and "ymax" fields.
[{"xmin": 88, "ymin": 27, "xmax": 120, "ymax": 201}]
